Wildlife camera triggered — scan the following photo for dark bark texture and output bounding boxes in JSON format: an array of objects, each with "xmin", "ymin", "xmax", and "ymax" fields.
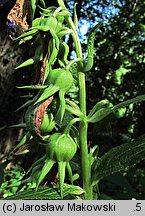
[{"xmin": 0, "ymin": 0, "xmax": 30, "ymax": 153}]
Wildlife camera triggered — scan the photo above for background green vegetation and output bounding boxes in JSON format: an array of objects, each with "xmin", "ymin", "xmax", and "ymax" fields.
[{"xmin": 0, "ymin": 0, "xmax": 145, "ymax": 199}]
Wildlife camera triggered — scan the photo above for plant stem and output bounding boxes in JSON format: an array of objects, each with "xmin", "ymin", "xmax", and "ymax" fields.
[
  {"xmin": 57, "ymin": 0, "xmax": 92, "ymax": 199},
  {"xmin": 78, "ymin": 71, "xmax": 92, "ymax": 200}
]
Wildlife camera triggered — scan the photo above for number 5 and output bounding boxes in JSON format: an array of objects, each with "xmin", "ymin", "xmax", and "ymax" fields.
[{"xmin": 136, "ymin": 203, "xmax": 141, "ymax": 211}]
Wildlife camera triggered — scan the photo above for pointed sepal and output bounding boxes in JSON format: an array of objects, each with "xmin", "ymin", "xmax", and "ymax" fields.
[
  {"xmin": 58, "ymin": 161, "xmax": 67, "ymax": 198},
  {"xmin": 35, "ymin": 85, "xmax": 59, "ymax": 104},
  {"xmin": 36, "ymin": 159, "xmax": 55, "ymax": 190},
  {"xmin": 15, "ymin": 58, "xmax": 34, "ymax": 69}
]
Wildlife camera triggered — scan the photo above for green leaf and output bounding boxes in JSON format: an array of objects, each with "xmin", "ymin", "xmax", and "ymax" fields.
[
  {"xmin": 55, "ymin": 90, "xmax": 66, "ymax": 123},
  {"xmin": 40, "ymin": 0, "xmax": 46, "ymax": 8},
  {"xmin": 65, "ymin": 105, "xmax": 82, "ymax": 117},
  {"xmin": 5, "ymin": 184, "xmax": 84, "ymax": 199},
  {"xmin": 17, "ymin": 85, "xmax": 48, "ymax": 89},
  {"xmin": 92, "ymin": 134, "xmax": 145, "ymax": 183},
  {"xmin": 88, "ymin": 107, "xmax": 112, "ymax": 123},
  {"xmin": 31, "ymin": 0, "xmax": 37, "ymax": 18},
  {"xmin": 15, "ymin": 93, "xmax": 40, "ymax": 112},
  {"xmin": 58, "ymin": 162, "xmax": 67, "ymax": 198},
  {"xmin": 35, "ymin": 85, "xmax": 59, "ymax": 104},
  {"xmin": 33, "ymin": 43, "xmax": 43, "ymax": 62},
  {"xmin": 27, "ymin": 155, "xmax": 46, "ymax": 174},
  {"xmin": 58, "ymin": 41, "xmax": 69, "ymax": 67},
  {"xmin": 66, "ymin": 163, "xmax": 73, "ymax": 184},
  {"xmin": 18, "ymin": 36, "xmax": 33, "ymax": 45},
  {"xmin": 42, "ymin": 17, "xmax": 58, "ymax": 31},
  {"xmin": 50, "ymin": 31, "xmax": 60, "ymax": 49},
  {"xmin": 32, "ymin": 18, "xmax": 40, "ymax": 27},
  {"xmin": 73, "ymin": 3, "xmax": 78, "ymax": 29},
  {"xmin": 15, "ymin": 58, "xmax": 34, "ymax": 69},
  {"xmin": 40, "ymin": 6, "xmax": 57, "ymax": 16},
  {"xmin": 15, "ymin": 97, "xmax": 37, "ymax": 112},
  {"xmin": 113, "ymin": 94, "xmax": 145, "ymax": 111},
  {"xmin": 14, "ymin": 149, "xmax": 29, "ymax": 155},
  {"xmin": 43, "ymin": 38, "xmax": 58, "ymax": 83},
  {"xmin": 31, "ymin": 17, "xmax": 57, "ymax": 32},
  {"xmin": 30, "ymin": 26, "xmax": 50, "ymax": 31},
  {"xmin": 56, "ymin": 10, "xmax": 71, "ymax": 18},
  {"xmin": 13, "ymin": 132, "xmax": 31, "ymax": 151},
  {"xmin": 48, "ymin": 39, "xmax": 58, "ymax": 65},
  {"xmin": 88, "ymin": 99, "xmax": 112, "ymax": 118},
  {"xmin": 15, "ymin": 29, "xmax": 38, "ymax": 40},
  {"xmin": 88, "ymin": 94, "xmax": 145, "ymax": 123},
  {"xmin": 36, "ymin": 159, "xmax": 55, "ymax": 189},
  {"xmin": 57, "ymin": 27, "xmax": 71, "ymax": 38},
  {"xmin": 83, "ymin": 21, "xmax": 103, "ymax": 72},
  {"xmin": 65, "ymin": 99, "xmax": 82, "ymax": 117}
]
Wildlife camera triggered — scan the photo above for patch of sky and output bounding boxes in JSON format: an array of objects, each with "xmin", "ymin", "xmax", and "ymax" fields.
[
  {"xmin": 67, "ymin": 0, "xmax": 124, "ymax": 58},
  {"xmin": 77, "ymin": 1, "xmax": 120, "ymax": 43}
]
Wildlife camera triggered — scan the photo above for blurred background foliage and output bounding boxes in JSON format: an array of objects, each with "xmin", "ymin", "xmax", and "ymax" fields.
[
  {"xmin": 66, "ymin": 0, "xmax": 145, "ymax": 138},
  {"xmin": 72, "ymin": 0, "xmax": 145, "ymax": 199},
  {"xmin": 0, "ymin": 0, "xmax": 145, "ymax": 199}
]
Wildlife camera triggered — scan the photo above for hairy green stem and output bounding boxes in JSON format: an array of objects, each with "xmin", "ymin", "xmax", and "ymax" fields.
[{"xmin": 57, "ymin": 0, "xmax": 92, "ymax": 199}]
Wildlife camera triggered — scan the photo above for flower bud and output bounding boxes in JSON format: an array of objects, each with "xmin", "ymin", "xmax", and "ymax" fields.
[{"xmin": 46, "ymin": 133, "xmax": 77, "ymax": 162}]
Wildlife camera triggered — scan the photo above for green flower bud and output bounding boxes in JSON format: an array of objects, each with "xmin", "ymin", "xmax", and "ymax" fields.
[
  {"xmin": 46, "ymin": 133, "xmax": 77, "ymax": 162},
  {"xmin": 40, "ymin": 113, "xmax": 55, "ymax": 134},
  {"xmin": 48, "ymin": 69, "xmax": 73, "ymax": 92}
]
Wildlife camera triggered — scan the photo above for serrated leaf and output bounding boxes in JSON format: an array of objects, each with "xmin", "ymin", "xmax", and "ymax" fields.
[
  {"xmin": 5, "ymin": 184, "xmax": 84, "ymax": 200},
  {"xmin": 88, "ymin": 94, "xmax": 145, "ymax": 123},
  {"xmin": 92, "ymin": 134, "xmax": 145, "ymax": 183},
  {"xmin": 113, "ymin": 94, "xmax": 145, "ymax": 111}
]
